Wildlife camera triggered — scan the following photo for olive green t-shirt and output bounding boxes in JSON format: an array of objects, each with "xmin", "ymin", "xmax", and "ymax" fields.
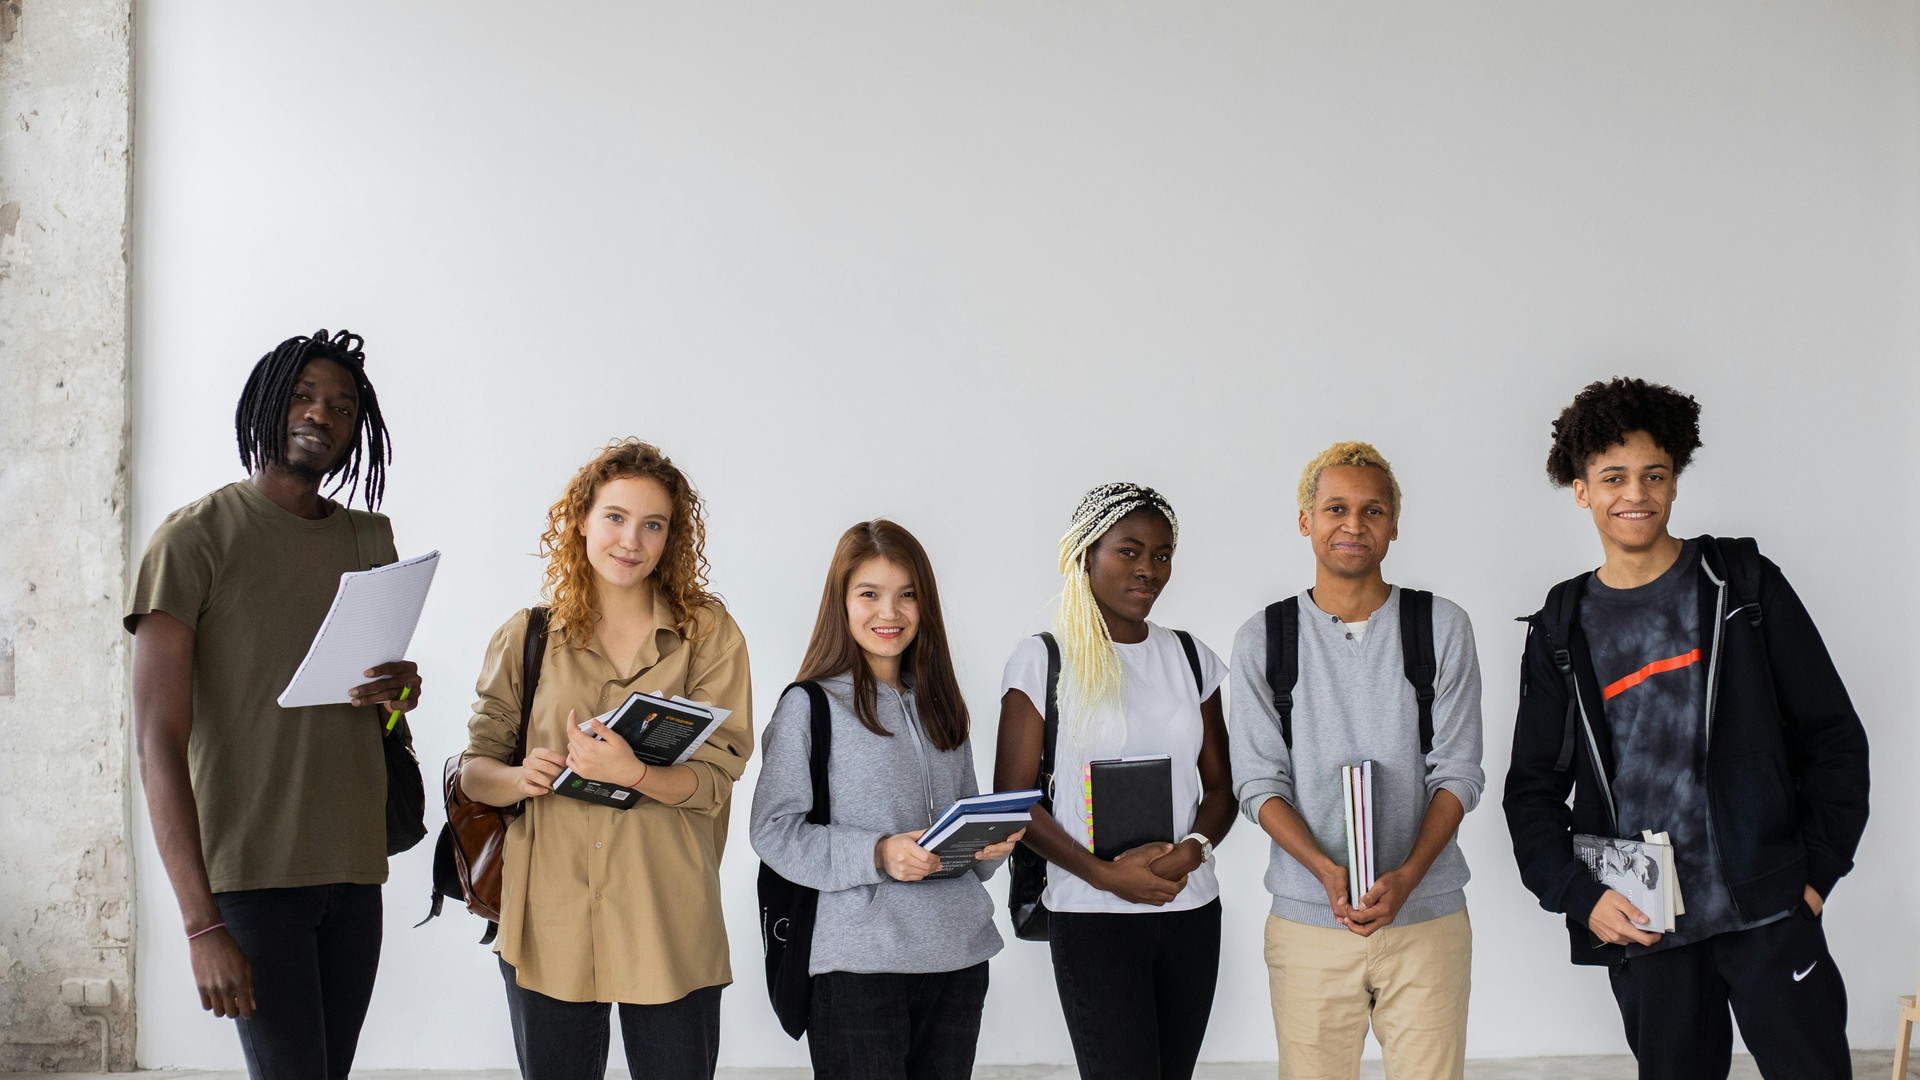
[{"xmin": 126, "ymin": 481, "xmax": 397, "ymax": 893}]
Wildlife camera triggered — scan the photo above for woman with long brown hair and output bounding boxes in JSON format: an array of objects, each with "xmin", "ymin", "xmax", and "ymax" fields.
[
  {"xmin": 750, "ymin": 519, "xmax": 1021, "ymax": 1080},
  {"xmin": 460, "ymin": 439, "xmax": 751, "ymax": 1080}
]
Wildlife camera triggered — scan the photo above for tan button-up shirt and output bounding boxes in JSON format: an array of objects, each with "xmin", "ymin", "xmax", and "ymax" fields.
[{"xmin": 464, "ymin": 598, "xmax": 752, "ymax": 1004}]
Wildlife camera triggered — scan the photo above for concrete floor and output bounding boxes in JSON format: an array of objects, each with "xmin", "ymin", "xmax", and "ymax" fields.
[{"xmin": 4, "ymin": 1054, "xmax": 1905, "ymax": 1080}]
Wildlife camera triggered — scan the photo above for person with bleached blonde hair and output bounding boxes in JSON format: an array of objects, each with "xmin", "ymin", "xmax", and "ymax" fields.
[
  {"xmin": 1229, "ymin": 441, "xmax": 1485, "ymax": 1080},
  {"xmin": 993, "ymin": 482, "xmax": 1235, "ymax": 1080}
]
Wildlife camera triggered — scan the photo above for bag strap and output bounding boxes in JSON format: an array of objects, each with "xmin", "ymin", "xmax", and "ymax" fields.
[
  {"xmin": 789, "ymin": 681, "xmax": 832, "ymax": 826},
  {"xmin": 1035, "ymin": 633, "xmax": 1061, "ymax": 803},
  {"xmin": 1540, "ymin": 578, "xmax": 1585, "ymax": 773},
  {"xmin": 1704, "ymin": 535, "xmax": 1765, "ymax": 630},
  {"xmin": 1172, "ymin": 629, "xmax": 1205, "ymax": 695},
  {"xmin": 516, "ymin": 606, "xmax": 551, "ymax": 768},
  {"xmin": 1397, "ymin": 590, "xmax": 1437, "ymax": 757},
  {"xmin": 1264, "ymin": 598, "xmax": 1300, "ymax": 749}
]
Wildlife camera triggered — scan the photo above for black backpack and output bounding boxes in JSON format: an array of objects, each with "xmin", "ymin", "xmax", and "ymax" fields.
[
  {"xmin": 756, "ymin": 682, "xmax": 831, "ymax": 1039},
  {"xmin": 1263, "ymin": 590, "xmax": 1438, "ymax": 755},
  {"xmin": 1008, "ymin": 629, "xmax": 1205, "ymax": 942}
]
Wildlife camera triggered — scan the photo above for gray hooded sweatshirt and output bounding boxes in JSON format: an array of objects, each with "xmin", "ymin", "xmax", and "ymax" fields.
[
  {"xmin": 749, "ymin": 673, "xmax": 1003, "ymax": 976},
  {"xmin": 1227, "ymin": 586, "xmax": 1486, "ymax": 928}
]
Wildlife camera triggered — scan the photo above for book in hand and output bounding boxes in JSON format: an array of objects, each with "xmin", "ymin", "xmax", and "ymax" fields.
[
  {"xmin": 1572, "ymin": 831, "xmax": 1683, "ymax": 933},
  {"xmin": 1087, "ymin": 755, "xmax": 1174, "ymax": 861},
  {"xmin": 914, "ymin": 789, "xmax": 1043, "ymax": 880},
  {"xmin": 1341, "ymin": 761, "xmax": 1376, "ymax": 908},
  {"xmin": 549, "ymin": 692, "xmax": 733, "ymax": 809}
]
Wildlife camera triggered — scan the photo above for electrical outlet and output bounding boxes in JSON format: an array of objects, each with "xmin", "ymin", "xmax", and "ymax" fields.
[
  {"xmin": 60, "ymin": 978, "xmax": 87, "ymax": 1006},
  {"xmin": 83, "ymin": 978, "xmax": 113, "ymax": 1006}
]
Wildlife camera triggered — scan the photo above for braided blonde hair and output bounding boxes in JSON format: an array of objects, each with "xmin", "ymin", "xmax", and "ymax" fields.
[{"xmin": 1054, "ymin": 482, "xmax": 1179, "ymax": 741}]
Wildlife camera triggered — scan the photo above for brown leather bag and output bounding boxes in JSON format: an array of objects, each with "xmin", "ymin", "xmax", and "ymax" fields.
[{"xmin": 422, "ymin": 606, "xmax": 548, "ymax": 941}]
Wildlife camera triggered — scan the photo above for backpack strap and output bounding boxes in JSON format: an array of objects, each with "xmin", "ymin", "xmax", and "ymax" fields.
[
  {"xmin": 1035, "ymin": 633, "xmax": 1062, "ymax": 802},
  {"xmin": 1172, "ymin": 629, "xmax": 1205, "ymax": 695},
  {"xmin": 788, "ymin": 682, "xmax": 832, "ymax": 827},
  {"xmin": 516, "ymin": 606, "xmax": 551, "ymax": 768},
  {"xmin": 1540, "ymin": 578, "xmax": 1585, "ymax": 773},
  {"xmin": 1397, "ymin": 590, "xmax": 1437, "ymax": 757},
  {"xmin": 1264, "ymin": 599, "xmax": 1300, "ymax": 749},
  {"xmin": 1704, "ymin": 535, "xmax": 1765, "ymax": 630}
]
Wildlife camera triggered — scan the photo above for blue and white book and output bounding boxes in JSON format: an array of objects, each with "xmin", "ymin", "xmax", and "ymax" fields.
[{"xmin": 914, "ymin": 789, "xmax": 1043, "ymax": 879}]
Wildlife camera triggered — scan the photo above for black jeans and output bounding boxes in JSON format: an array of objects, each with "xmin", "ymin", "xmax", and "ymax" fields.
[
  {"xmin": 498, "ymin": 958, "xmax": 723, "ymax": 1080},
  {"xmin": 213, "ymin": 882, "xmax": 383, "ymax": 1080},
  {"xmin": 807, "ymin": 962, "xmax": 991, "ymax": 1080},
  {"xmin": 1048, "ymin": 899, "xmax": 1222, "ymax": 1080},
  {"xmin": 1609, "ymin": 904, "xmax": 1850, "ymax": 1080}
]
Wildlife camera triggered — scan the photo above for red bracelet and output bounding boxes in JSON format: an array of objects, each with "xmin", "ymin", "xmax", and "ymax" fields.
[
  {"xmin": 636, "ymin": 762, "xmax": 650, "ymax": 787},
  {"xmin": 187, "ymin": 922, "xmax": 226, "ymax": 941}
]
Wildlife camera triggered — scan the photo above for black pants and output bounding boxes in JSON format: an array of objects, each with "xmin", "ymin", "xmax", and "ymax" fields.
[
  {"xmin": 213, "ymin": 882, "xmax": 383, "ymax": 1080},
  {"xmin": 498, "ymin": 958, "xmax": 723, "ymax": 1080},
  {"xmin": 1608, "ymin": 904, "xmax": 1850, "ymax": 1080},
  {"xmin": 807, "ymin": 962, "xmax": 990, "ymax": 1080},
  {"xmin": 1048, "ymin": 899, "xmax": 1222, "ymax": 1080}
]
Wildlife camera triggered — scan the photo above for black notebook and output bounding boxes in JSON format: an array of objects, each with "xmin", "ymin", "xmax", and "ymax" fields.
[{"xmin": 1088, "ymin": 755, "xmax": 1174, "ymax": 860}]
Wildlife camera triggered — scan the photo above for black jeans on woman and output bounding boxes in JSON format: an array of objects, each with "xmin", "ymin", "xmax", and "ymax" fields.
[
  {"xmin": 213, "ymin": 882, "xmax": 383, "ymax": 1080},
  {"xmin": 498, "ymin": 958, "xmax": 723, "ymax": 1080},
  {"xmin": 807, "ymin": 961, "xmax": 991, "ymax": 1080},
  {"xmin": 1048, "ymin": 898, "xmax": 1222, "ymax": 1080}
]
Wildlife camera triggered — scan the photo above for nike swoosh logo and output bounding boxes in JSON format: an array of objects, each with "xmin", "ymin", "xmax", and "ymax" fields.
[{"xmin": 1793, "ymin": 962, "xmax": 1819, "ymax": 982}]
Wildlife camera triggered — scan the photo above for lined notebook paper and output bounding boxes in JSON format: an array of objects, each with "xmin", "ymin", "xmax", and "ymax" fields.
[{"xmin": 277, "ymin": 551, "xmax": 440, "ymax": 708}]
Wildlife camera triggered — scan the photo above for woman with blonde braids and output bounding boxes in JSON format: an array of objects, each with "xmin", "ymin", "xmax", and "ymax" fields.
[
  {"xmin": 460, "ymin": 439, "xmax": 751, "ymax": 1080},
  {"xmin": 992, "ymin": 483, "xmax": 1235, "ymax": 1080}
]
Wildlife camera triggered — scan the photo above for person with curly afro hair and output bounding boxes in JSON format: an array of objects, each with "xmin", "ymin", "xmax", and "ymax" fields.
[{"xmin": 1505, "ymin": 379, "xmax": 1868, "ymax": 1080}]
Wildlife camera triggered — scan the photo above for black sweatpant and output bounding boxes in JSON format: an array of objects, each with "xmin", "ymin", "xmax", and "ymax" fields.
[
  {"xmin": 498, "ymin": 958, "xmax": 723, "ymax": 1080},
  {"xmin": 1048, "ymin": 899, "xmax": 1222, "ymax": 1080},
  {"xmin": 1608, "ymin": 904, "xmax": 1850, "ymax": 1080},
  {"xmin": 807, "ymin": 961, "xmax": 991, "ymax": 1080},
  {"xmin": 213, "ymin": 882, "xmax": 383, "ymax": 1080}
]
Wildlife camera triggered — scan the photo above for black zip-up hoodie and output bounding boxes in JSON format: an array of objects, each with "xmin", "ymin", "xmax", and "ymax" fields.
[{"xmin": 1503, "ymin": 535, "xmax": 1869, "ymax": 966}]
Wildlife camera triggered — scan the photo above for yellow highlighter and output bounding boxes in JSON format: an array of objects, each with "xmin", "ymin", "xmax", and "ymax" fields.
[{"xmin": 385, "ymin": 685, "xmax": 411, "ymax": 732}]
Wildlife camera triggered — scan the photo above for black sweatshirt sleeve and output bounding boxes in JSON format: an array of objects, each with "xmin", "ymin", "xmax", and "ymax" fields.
[
  {"xmin": 1503, "ymin": 620, "xmax": 1608, "ymax": 923},
  {"xmin": 1759, "ymin": 559, "xmax": 1870, "ymax": 900}
]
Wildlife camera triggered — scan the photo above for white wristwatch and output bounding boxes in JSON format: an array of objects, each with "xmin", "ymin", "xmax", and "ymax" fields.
[{"xmin": 1181, "ymin": 831, "xmax": 1214, "ymax": 864}]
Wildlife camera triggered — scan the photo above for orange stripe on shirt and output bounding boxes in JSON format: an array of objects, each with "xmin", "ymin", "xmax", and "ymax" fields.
[{"xmin": 1603, "ymin": 648, "xmax": 1703, "ymax": 700}]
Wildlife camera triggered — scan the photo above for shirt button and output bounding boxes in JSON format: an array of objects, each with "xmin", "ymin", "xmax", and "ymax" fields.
[
  {"xmin": 594, "ymin": 893, "xmax": 603, "ymax": 902},
  {"xmin": 595, "ymin": 841, "xmax": 604, "ymax": 849}
]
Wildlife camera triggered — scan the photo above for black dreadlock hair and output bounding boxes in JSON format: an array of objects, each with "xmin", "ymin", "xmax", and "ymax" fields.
[
  {"xmin": 1545, "ymin": 376, "xmax": 1701, "ymax": 488},
  {"xmin": 234, "ymin": 329, "xmax": 391, "ymax": 508}
]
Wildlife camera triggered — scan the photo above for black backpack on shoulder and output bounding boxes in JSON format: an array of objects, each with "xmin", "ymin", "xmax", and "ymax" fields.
[
  {"xmin": 756, "ymin": 682, "xmax": 831, "ymax": 1039},
  {"xmin": 1263, "ymin": 590, "xmax": 1438, "ymax": 754}
]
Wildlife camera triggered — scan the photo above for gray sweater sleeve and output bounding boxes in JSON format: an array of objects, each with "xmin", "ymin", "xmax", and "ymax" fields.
[
  {"xmin": 1228, "ymin": 612, "xmax": 1295, "ymax": 825},
  {"xmin": 1425, "ymin": 598, "xmax": 1486, "ymax": 813},
  {"xmin": 748, "ymin": 686, "xmax": 886, "ymax": 893}
]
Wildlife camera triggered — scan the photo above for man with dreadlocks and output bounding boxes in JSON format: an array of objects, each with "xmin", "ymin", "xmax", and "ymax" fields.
[
  {"xmin": 1505, "ymin": 378, "xmax": 1866, "ymax": 1080},
  {"xmin": 127, "ymin": 329, "xmax": 422, "ymax": 1080},
  {"xmin": 993, "ymin": 482, "xmax": 1235, "ymax": 1080}
]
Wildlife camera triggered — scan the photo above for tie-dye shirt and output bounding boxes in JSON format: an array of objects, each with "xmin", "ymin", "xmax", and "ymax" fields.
[{"xmin": 1581, "ymin": 541, "xmax": 1786, "ymax": 954}]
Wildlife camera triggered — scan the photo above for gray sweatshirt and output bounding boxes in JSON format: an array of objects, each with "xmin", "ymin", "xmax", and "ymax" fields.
[
  {"xmin": 1228, "ymin": 587, "xmax": 1485, "ymax": 928},
  {"xmin": 749, "ymin": 673, "xmax": 1003, "ymax": 975}
]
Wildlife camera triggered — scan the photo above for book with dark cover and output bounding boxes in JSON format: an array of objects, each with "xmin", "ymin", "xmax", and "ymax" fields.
[
  {"xmin": 549, "ymin": 692, "xmax": 732, "ymax": 809},
  {"xmin": 916, "ymin": 789, "xmax": 1043, "ymax": 880},
  {"xmin": 1088, "ymin": 755, "xmax": 1174, "ymax": 861}
]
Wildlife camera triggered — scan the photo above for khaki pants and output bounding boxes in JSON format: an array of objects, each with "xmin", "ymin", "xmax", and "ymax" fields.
[{"xmin": 1263, "ymin": 908, "xmax": 1471, "ymax": 1080}]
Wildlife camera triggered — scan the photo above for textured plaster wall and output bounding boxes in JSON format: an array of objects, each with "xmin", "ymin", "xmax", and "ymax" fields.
[{"xmin": 0, "ymin": 0, "xmax": 136, "ymax": 1069}]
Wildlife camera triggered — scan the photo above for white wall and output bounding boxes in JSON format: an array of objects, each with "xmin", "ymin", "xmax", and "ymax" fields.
[{"xmin": 131, "ymin": 2, "xmax": 1920, "ymax": 1068}]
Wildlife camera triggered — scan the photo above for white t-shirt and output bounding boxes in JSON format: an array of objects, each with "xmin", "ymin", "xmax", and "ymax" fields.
[{"xmin": 999, "ymin": 622, "xmax": 1228, "ymax": 914}]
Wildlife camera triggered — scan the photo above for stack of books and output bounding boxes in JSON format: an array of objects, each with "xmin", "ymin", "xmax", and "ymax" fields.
[
  {"xmin": 1573, "ymin": 830, "xmax": 1684, "ymax": 932},
  {"xmin": 914, "ymin": 790, "xmax": 1043, "ymax": 879},
  {"xmin": 1341, "ymin": 761, "xmax": 1376, "ymax": 908},
  {"xmin": 550, "ymin": 692, "xmax": 732, "ymax": 809}
]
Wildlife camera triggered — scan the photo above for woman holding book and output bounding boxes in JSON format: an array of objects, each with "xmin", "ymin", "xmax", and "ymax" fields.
[
  {"xmin": 460, "ymin": 438, "xmax": 752, "ymax": 1080},
  {"xmin": 750, "ymin": 519, "xmax": 1022, "ymax": 1080},
  {"xmin": 992, "ymin": 482, "xmax": 1235, "ymax": 1080}
]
